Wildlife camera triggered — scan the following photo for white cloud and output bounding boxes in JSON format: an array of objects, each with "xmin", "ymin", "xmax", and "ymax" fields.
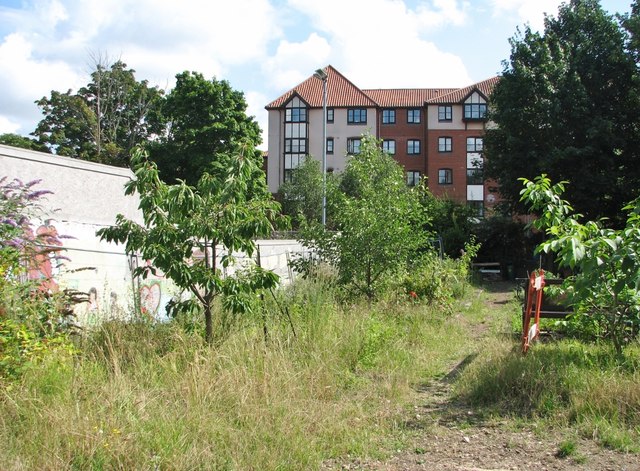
[
  {"xmin": 0, "ymin": 32, "xmax": 83, "ymax": 135},
  {"xmin": 0, "ymin": 0, "xmax": 284, "ymax": 135},
  {"xmin": 264, "ymin": 33, "xmax": 331, "ymax": 89},
  {"xmin": 490, "ymin": 0, "xmax": 562, "ymax": 30},
  {"xmin": 0, "ymin": 116, "xmax": 21, "ymax": 135},
  {"xmin": 245, "ymin": 90, "xmax": 270, "ymax": 150},
  {"xmin": 416, "ymin": 0, "xmax": 470, "ymax": 28},
  {"xmin": 273, "ymin": 0, "xmax": 472, "ymax": 89}
]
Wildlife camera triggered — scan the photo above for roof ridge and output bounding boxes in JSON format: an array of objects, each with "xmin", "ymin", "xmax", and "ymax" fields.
[
  {"xmin": 326, "ymin": 65, "xmax": 377, "ymax": 107},
  {"xmin": 426, "ymin": 76, "xmax": 500, "ymax": 104},
  {"xmin": 265, "ymin": 70, "xmax": 500, "ymax": 110}
]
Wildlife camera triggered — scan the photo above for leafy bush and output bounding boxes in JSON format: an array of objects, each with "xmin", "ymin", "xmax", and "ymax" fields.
[
  {"xmin": 0, "ymin": 178, "xmax": 77, "ymax": 381},
  {"xmin": 402, "ymin": 240, "xmax": 480, "ymax": 307},
  {"xmin": 295, "ymin": 135, "xmax": 430, "ymax": 302}
]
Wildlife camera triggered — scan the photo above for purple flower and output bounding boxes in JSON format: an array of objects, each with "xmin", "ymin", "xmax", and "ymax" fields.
[{"xmin": 1, "ymin": 218, "xmax": 18, "ymax": 227}]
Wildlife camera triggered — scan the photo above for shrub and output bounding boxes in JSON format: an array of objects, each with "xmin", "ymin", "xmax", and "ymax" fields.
[
  {"xmin": 402, "ymin": 239, "xmax": 479, "ymax": 307},
  {"xmin": 520, "ymin": 175, "xmax": 640, "ymax": 354},
  {"xmin": 0, "ymin": 177, "xmax": 76, "ymax": 381}
]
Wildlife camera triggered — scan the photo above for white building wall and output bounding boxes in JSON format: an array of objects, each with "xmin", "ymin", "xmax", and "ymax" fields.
[
  {"xmin": 267, "ymin": 109, "xmax": 284, "ymax": 193},
  {"xmin": 1, "ymin": 145, "xmax": 308, "ymax": 322}
]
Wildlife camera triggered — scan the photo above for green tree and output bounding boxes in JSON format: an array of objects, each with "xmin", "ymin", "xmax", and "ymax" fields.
[
  {"xmin": 621, "ymin": 0, "xmax": 640, "ymax": 63},
  {"xmin": 300, "ymin": 135, "xmax": 429, "ymax": 300},
  {"xmin": 97, "ymin": 145, "xmax": 284, "ymax": 343},
  {"xmin": 0, "ymin": 134, "xmax": 50, "ymax": 153},
  {"xmin": 33, "ymin": 61, "xmax": 163, "ymax": 166},
  {"xmin": 520, "ymin": 175, "xmax": 640, "ymax": 355},
  {"xmin": 149, "ymin": 71, "xmax": 263, "ymax": 185},
  {"xmin": 278, "ymin": 156, "xmax": 339, "ymax": 229},
  {"xmin": 421, "ymin": 193, "xmax": 476, "ymax": 258},
  {"xmin": 485, "ymin": 0, "xmax": 640, "ymax": 225}
]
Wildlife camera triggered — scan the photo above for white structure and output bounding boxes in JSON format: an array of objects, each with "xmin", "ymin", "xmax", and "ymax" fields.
[
  {"xmin": 0, "ymin": 144, "xmax": 147, "ymax": 322},
  {"xmin": 1, "ymin": 145, "xmax": 305, "ymax": 323}
]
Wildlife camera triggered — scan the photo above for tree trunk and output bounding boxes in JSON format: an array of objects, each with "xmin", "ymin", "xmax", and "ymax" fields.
[{"xmin": 205, "ymin": 302, "xmax": 213, "ymax": 344}]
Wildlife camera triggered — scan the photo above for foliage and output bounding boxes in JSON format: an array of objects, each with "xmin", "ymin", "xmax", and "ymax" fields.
[
  {"xmin": 471, "ymin": 215, "xmax": 537, "ymax": 276},
  {"xmin": 97, "ymin": 146, "xmax": 285, "ymax": 343},
  {"xmin": 0, "ymin": 275, "xmax": 474, "ymax": 469},
  {"xmin": 148, "ymin": 71, "xmax": 263, "ymax": 185},
  {"xmin": 485, "ymin": 0, "xmax": 640, "ymax": 225},
  {"xmin": 277, "ymin": 156, "xmax": 340, "ymax": 229},
  {"xmin": 0, "ymin": 133, "xmax": 50, "ymax": 153},
  {"xmin": 520, "ymin": 174, "xmax": 640, "ymax": 354},
  {"xmin": 296, "ymin": 135, "xmax": 430, "ymax": 300},
  {"xmin": 0, "ymin": 177, "xmax": 63, "ymax": 281},
  {"xmin": 0, "ymin": 178, "xmax": 76, "ymax": 381},
  {"xmin": 33, "ymin": 60, "xmax": 164, "ymax": 166},
  {"xmin": 402, "ymin": 239, "xmax": 480, "ymax": 307},
  {"xmin": 420, "ymin": 192, "xmax": 477, "ymax": 258}
]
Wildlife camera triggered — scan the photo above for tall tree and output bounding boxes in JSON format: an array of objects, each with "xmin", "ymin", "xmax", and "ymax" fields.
[
  {"xmin": 299, "ymin": 135, "xmax": 429, "ymax": 300},
  {"xmin": 277, "ymin": 156, "xmax": 340, "ymax": 229},
  {"xmin": 33, "ymin": 61, "xmax": 163, "ymax": 166},
  {"xmin": 149, "ymin": 71, "xmax": 263, "ymax": 185},
  {"xmin": 485, "ymin": 0, "xmax": 640, "ymax": 226}
]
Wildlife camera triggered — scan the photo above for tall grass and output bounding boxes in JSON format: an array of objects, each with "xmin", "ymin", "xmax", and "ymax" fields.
[
  {"xmin": 0, "ymin": 278, "xmax": 471, "ymax": 470},
  {"xmin": 455, "ymin": 332, "xmax": 640, "ymax": 451}
]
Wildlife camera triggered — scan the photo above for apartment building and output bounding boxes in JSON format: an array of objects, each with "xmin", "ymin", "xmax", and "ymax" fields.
[{"xmin": 265, "ymin": 65, "xmax": 499, "ymax": 216}]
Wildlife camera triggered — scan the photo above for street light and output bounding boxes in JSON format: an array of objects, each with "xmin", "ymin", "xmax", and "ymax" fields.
[{"xmin": 313, "ymin": 68, "xmax": 328, "ymax": 226}]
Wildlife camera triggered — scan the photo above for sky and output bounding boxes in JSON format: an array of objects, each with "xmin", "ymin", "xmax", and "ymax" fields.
[{"xmin": 0, "ymin": 0, "xmax": 631, "ymax": 150}]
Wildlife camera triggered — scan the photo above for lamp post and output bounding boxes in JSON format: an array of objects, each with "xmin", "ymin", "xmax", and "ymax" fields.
[{"xmin": 313, "ymin": 68, "xmax": 328, "ymax": 226}]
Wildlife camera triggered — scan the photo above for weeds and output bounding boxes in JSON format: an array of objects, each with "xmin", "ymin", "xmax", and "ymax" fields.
[{"xmin": 0, "ymin": 278, "xmax": 470, "ymax": 470}]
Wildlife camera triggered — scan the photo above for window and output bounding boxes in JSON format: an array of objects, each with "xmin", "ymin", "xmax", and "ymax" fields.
[
  {"xmin": 382, "ymin": 109, "xmax": 396, "ymax": 124},
  {"xmin": 464, "ymin": 103, "xmax": 487, "ymax": 120},
  {"xmin": 347, "ymin": 108, "xmax": 367, "ymax": 124},
  {"xmin": 382, "ymin": 139, "xmax": 396, "ymax": 155},
  {"xmin": 285, "ymin": 107, "xmax": 307, "ymax": 122},
  {"xmin": 438, "ymin": 105, "xmax": 452, "ymax": 122},
  {"xmin": 466, "ymin": 168, "xmax": 483, "ymax": 185},
  {"xmin": 407, "ymin": 171, "xmax": 420, "ymax": 187},
  {"xmin": 284, "ymin": 169, "xmax": 294, "ymax": 183},
  {"xmin": 466, "ymin": 137, "xmax": 483, "ymax": 152},
  {"xmin": 327, "ymin": 108, "xmax": 334, "ymax": 123},
  {"xmin": 284, "ymin": 138, "xmax": 306, "ymax": 154},
  {"xmin": 438, "ymin": 168, "xmax": 453, "ymax": 185},
  {"xmin": 468, "ymin": 201, "xmax": 484, "ymax": 217},
  {"xmin": 438, "ymin": 137, "xmax": 452, "ymax": 153},
  {"xmin": 347, "ymin": 138, "xmax": 361, "ymax": 154},
  {"xmin": 407, "ymin": 139, "xmax": 421, "ymax": 155},
  {"xmin": 327, "ymin": 138, "xmax": 334, "ymax": 154},
  {"xmin": 407, "ymin": 109, "xmax": 421, "ymax": 123}
]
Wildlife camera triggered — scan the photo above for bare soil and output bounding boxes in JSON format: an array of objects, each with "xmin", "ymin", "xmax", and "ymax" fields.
[{"xmin": 326, "ymin": 282, "xmax": 640, "ymax": 471}]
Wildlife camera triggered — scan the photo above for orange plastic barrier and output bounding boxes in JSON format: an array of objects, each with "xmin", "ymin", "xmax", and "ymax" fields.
[{"xmin": 522, "ymin": 269, "xmax": 545, "ymax": 354}]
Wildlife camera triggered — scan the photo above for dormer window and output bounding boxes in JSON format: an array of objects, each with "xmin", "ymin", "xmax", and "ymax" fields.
[{"xmin": 464, "ymin": 103, "xmax": 487, "ymax": 120}]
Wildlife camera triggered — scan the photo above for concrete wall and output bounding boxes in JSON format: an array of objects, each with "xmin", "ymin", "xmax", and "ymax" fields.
[
  {"xmin": 0, "ymin": 145, "xmax": 146, "ymax": 323},
  {"xmin": 1, "ymin": 145, "xmax": 306, "ymax": 323}
]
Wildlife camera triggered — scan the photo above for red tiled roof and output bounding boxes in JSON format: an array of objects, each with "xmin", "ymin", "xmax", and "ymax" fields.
[
  {"xmin": 363, "ymin": 88, "xmax": 455, "ymax": 107},
  {"xmin": 265, "ymin": 66, "xmax": 500, "ymax": 109},
  {"xmin": 266, "ymin": 65, "xmax": 377, "ymax": 109},
  {"xmin": 426, "ymin": 76, "xmax": 500, "ymax": 104}
]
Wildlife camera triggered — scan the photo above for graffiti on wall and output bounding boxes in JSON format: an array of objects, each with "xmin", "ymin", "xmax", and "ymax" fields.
[
  {"xmin": 140, "ymin": 282, "xmax": 162, "ymax": 317},
  {"xmin": 27, "ymin": 222, "xmax": 63, "ymax": 292}
]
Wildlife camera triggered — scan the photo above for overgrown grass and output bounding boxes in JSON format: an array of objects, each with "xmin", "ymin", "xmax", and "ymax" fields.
[
  {"xmin": 0, "ymin": 278, "xmax": 471, "ymax": 470},
  {"xmin": 455, "ymin": 303, "xmax": 640, "ymax": 452}
]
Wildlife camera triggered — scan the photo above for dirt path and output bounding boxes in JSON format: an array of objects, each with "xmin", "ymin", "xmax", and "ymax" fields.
[{"xmin": 329, "ymin": 283, "xmax": 640, "ymax": 471}]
